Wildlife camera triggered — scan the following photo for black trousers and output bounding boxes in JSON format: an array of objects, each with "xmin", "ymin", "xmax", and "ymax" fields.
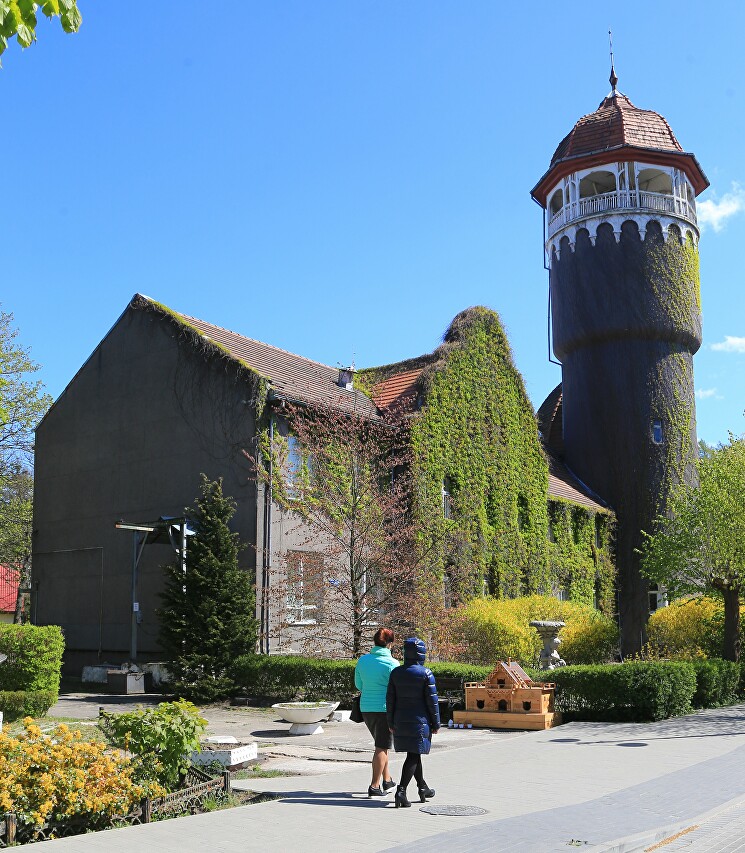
[{"xmin": 399, "ymin": 752, "xmax": 426, "ymax": 789}]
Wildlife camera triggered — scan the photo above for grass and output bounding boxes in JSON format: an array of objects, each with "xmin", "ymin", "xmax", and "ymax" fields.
[
  {"xmin": 3, "ymin": 715, "xmax": 102, "ymax": 738},
  {"xmin": 232, "ymin": 764, "xmax": 292, "ymax": 779}
]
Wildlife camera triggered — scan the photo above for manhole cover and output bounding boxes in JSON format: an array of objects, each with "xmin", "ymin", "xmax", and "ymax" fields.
[{"xmin": 420, "ymin": 804, "xmax": 488, "ymax": 817}]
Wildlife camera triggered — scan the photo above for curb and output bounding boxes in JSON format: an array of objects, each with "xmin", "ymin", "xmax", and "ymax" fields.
[{"xmin": 592, "ymin": 792, "xmax": 745, "ymax": 852}]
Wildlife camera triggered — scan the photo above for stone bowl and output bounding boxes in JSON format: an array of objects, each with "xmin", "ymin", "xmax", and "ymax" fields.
[{"xmin": 272, "ymin": 701, "xmax": 340, "ymax": 724}]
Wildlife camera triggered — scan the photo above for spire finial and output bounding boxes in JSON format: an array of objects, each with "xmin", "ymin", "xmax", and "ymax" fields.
[{"xmin": 608, "ymin": 29, "xmax": 618, "ymax": 94}]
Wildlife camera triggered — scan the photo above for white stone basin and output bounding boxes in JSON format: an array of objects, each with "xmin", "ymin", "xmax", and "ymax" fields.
[
  {"xmin": 272, "ymin": 701, "xmax": 340, "ymax": 734},
  {"xmin": 272, "ymin": 701, "xmax": 340, "ymax": 724}
]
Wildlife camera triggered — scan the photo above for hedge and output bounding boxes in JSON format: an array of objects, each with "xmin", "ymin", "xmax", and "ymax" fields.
[
  {"xmin": 231, "ymin": 655, "xmax": 497, "ymax": 705},
  {"xmin": 0, "ymin": 624, "xmax": 65, "ymax": 694},
  {"xmin": 234, "ymin": 655, "xmax": 745, "ymax": 721},
  {"xmin": 0, "ymin": 690, "xmax": 58, "ymax": 721},
  {"xmin": 689, "ymin": 659, "xmax": 741, "ymax": 708},
  {"xmin": 533, "ymin": 662, "xmax": 697, "ymax": 721}
]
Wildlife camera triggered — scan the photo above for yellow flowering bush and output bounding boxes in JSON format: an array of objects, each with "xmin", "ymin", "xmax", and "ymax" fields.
[
  {"xmin": 0, "ymin": 718, "xmax": 164, "ymax": 833},
  {"xmin": 646, "ymin": 597, "xmax": 739, "ymax": 659},
  {"xmin": 456, "ymin": 594, "xmax": 618, "ymax": 666}
]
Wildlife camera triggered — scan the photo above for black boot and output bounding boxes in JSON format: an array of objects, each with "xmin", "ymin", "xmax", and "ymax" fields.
[
  {"xmin": 395, "ymin": 786, "xmax": 411, "ymax": 808},
  {"xmin": 418, "ymin": 786, "xmax": 435, "ymax": 802}
]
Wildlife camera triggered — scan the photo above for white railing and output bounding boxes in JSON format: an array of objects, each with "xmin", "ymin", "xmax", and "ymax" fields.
[{"xmin": 547, "ymin": 189, "xmax": 697, "ymax": 239}]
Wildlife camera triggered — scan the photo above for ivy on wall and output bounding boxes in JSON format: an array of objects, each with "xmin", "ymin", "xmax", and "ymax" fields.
[{"xmin": 364, "ymin": 306, "xmax": 615, "ymax": 613}]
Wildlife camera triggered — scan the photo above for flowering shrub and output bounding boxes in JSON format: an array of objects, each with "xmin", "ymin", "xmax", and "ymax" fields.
[
  {"xmin": 455, "ymin": 595, "xmax": 618, "ymax": 666},
  {"xmin": 0, "ymin": 718, "xmax": 163, "ymax": 833},
  {"xmin": 99, "ymin": 699, "xmax": 207, "ymax": 790},
  {"xmin": 646, "ymin": 597, "xmax": 732, "ymax": 659}
]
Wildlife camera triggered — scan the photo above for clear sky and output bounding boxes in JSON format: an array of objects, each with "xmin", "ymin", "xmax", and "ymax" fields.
[{"xmin": 3, "ymin": 1, "xmax": 744, "ymax": 446}]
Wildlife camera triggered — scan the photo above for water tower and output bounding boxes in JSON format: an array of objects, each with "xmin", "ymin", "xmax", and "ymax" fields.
[{"xmin": 531, "ymin": 69, "xmax": 708, "ymax": 655}]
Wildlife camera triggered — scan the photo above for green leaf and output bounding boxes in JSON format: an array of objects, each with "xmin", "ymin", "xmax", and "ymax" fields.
[
  {"xmin": 15, "ymin": 21, "xmax": 33, "ymax": 47},
  {"xmin": 60, "ymin": 3, "xmax": 80, "ymax": 32},
  {"xmin": 41, "ymin": 0, "xmax": 59, "ymax": 16}
]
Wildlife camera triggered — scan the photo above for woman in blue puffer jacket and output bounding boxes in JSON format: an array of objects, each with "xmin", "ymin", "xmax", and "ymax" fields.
[{"xmin": 386, "ymin": 637, "xmax": 440, "ymax": 808}]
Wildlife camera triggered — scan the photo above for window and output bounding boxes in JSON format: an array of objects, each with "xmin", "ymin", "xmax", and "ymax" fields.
[
  {"xmin": 442, "ymin": 477, "xmax": 453, "ymax": 519},
  {"xmin": 286, "ymin": 551, "xmax": 324, "ymax": 624},
  {"xmin": 652, "ymin": 419, "xmax": 664, "ymax": 445}
]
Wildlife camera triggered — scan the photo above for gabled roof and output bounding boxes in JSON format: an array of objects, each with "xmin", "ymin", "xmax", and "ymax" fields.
[
  {"xmin": 538, "ymin": 384, "xmax": 611, "ymax": 514},
  {"xmin": 0, "ymin": 566, "xmax": 19, "ymax": 614},
  {"xmin": 133, "ymin": 295, "xmax": 380, "ymax": 420}
]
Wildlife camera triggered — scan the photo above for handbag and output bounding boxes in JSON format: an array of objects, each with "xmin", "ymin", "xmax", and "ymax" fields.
[{"xmin": 350, "ymin": 693, "xmax": 364, "ymax": 723}]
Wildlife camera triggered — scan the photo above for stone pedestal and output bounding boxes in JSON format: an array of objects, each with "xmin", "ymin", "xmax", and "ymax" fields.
[{"xmin": 530, "ymin": 620, "xmax": 567, "ymax": 669}]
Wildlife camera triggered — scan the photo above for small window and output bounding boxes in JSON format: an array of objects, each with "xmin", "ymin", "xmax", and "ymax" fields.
[
  {"xmin": 652, "ymin": 419, "xmax": 664, "ymax": 445},
  {"xmin": 594, "ymin": 515, "xmax": 604, "ymax": 549},
  {"xmin": 286, "ymin": 551, "xmax": 324, "ymax": 624},
  {"xmin": 286, "ymin": 435, "xmax": 303, "ymax": 496},
  {"xmin": 442, "ymin": 477, "xmax": 453, "ymax": 519}
]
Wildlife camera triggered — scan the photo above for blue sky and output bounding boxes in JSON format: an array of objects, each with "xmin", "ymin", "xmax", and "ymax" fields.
[{"xmin": 3, "ymin": 1, "xmax": 744, "ymax": 446}]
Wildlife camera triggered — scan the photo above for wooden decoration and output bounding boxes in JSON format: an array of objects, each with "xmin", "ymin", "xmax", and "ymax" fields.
[{"xmin": 451, "ymin": 660, "xmax": 561, "ymax": 730}]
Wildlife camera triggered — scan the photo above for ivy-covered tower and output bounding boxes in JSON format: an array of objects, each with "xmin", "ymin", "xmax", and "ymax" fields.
[{"xmin": 531, "ymin": 71, "xmax": 708, "ymax": 655}]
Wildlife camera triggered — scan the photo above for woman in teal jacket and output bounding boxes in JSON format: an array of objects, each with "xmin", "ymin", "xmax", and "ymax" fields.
[{"xmin": 354, "ymin": 627, "xmax": 399, "ymax": 797}]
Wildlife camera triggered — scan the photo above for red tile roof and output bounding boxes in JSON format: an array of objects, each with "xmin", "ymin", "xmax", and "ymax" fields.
[
  {"xmin": 0, "ymin": 566, "xmax": 19, "ymax": 614},
  {"xmin": 371, "ymin": 368, "xmax": 423, "ymax": 409},
  {"xmin": 551, "ymin": 93, "xmax": 682, "ymax": 166},
  {"xmin": 531, "ymin": 92, "xmax": 709, "ymax": 205},
  {"xmin": 135, "ymin": 296, "xmax": 380, "ymax": 420}
]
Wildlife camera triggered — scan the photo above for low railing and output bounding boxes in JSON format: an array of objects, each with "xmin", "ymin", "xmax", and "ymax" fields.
[{"xmin": 547, "ymin": 189, "xmax": 697, "ymax": 238}]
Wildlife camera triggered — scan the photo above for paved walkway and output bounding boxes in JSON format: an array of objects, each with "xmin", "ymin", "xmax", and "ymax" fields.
[{"xmin": 25, "ymin": 703, "xmax": 745, "ymax": 851}]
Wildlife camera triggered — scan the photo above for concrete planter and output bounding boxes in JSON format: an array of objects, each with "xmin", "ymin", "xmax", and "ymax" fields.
[
  {"xmin": 190, "ymin": 737, "xmax": 258, "ymax": 770},
  {"xmin": 272, "ymin": 701, "xmax": 340, "ymax": 735}
]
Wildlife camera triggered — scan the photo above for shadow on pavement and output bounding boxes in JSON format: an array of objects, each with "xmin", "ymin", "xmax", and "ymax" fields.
[{"xmin": 264, "ymin": 790, "xmax": 394, "ymax": 808}]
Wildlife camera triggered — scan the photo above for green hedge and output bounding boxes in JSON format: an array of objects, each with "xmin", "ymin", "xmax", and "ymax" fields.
[
  {"xmin": 533, "ymin": 662, "xmax": 696, "ymax": 721},
  {"xmin": 0, "ymin": 690, "xmax": 58, "ymax": 721},
  {"xmin": 689, "ymin": 659, "xmax": 741, "ymax": 708},
  {"xmin": 231, "ymin": 656, "xmax": 495, "ymax": 705},
  {"xmin": 0, "ymin": 624, "xmax": 65, "ymax": 694},
  {"xmin": 232, "ymin": 655, "xmax": 358, "ymax": 703},
  {"xmin": 234, "ymin": 655, "xmax": 745, "ymax": 721}
]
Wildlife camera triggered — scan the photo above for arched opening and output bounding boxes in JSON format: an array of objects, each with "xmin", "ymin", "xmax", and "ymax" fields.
[
  {"xmin": 638, "ymin": 168, "xmax": 673, "ymax": 194},
  {"xmin": 498, "ymin": 699, "xmax": 508, "ymax": 712},
  {"xmin": 549, "ymin": 188, "xmax": 564, "ymax": 217},
  {"xmin": 579, "ymin": 170, "xmax": 616, "ymax": 198},
  {"xmin": 668, "ymin": 224, "xmax": 682, "ymax": 243}
]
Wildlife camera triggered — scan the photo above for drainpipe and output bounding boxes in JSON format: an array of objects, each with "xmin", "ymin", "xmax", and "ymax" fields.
[{"xmin": 260, "ymin": 412, "xmax": 274, "ymax": 654}]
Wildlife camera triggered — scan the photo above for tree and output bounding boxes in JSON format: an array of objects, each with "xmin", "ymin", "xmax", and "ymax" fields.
[
  {"xmin": 642, "ymin": 435, "xmax": 745, "ymax": 661},
  {"xmin": 250, "ymin": 402, "xmax": 460, "ymax": 658},
  {"xmin": 0, "ymin": 461, "xmax": 33, "ymax": 621},
  {"xmin": 0, "ymin": 308, "xmax": 52, "ymax": 622},
  {"xmin": 0, "ymin": 1, "xmax": 81, "ymax": 62},
  {"xmin": 158, "ymin": 476, "xmax": 258, "ymax": 702}
]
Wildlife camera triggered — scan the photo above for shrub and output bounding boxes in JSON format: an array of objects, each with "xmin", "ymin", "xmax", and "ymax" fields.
[
  {"xmin": 455, "ymin": 595, "xmax": 618, "ymax": 667},
  {"xmin": 0, "ymin": 690, "xmax": 57, "ymax": 722},
  {"xmin": 646, "ymin": 597, "xmax": 725, "ymax": 659},
  {"xmin": 99, "ymin": 700, "xmax": 207, "ymax": 790},
  {"xmin": 232, "ymin": 655, "xmax": 357, "ymax": 704},
  {"xmin": 0, "ymin": 718, "xmax": 163, "ymax": 835},
  {"xmin": 0, "ymin": 624, "xmax": 64, "ymax": 695},
  {"xmin": 689, "ymin": 659, "xmax": 740, "ymax": 708},
  {"xmin": 533, "ymin": 661, "xmax": 696, "ymax": 721}
]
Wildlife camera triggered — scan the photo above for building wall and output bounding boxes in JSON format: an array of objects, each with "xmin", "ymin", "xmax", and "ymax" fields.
[{"xmin": 32, "ymin": 305, "xmax": 258, "ymax": 673}]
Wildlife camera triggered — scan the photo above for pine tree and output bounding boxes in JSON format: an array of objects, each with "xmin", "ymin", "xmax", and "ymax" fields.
[{"xmin": 159, "ymin": 476, "xmax": 257, "ymax": 701}]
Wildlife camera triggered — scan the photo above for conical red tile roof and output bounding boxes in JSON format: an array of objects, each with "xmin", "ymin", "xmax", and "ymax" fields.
[{"xmin": 550, "ymin": 93, "xmax": 682, "ymax": 166}]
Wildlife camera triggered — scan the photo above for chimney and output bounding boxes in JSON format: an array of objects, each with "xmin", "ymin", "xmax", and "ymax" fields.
[{"xmin": 337, "ymin": 367, "xmax": 354, "ymax": 391}]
